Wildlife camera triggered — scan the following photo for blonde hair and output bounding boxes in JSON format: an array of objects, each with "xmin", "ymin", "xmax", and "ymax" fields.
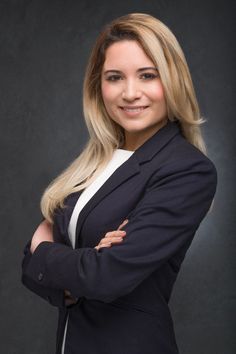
[{"xmin": 41, "ymin": 13, "xmax": 207, "ymax": 223}]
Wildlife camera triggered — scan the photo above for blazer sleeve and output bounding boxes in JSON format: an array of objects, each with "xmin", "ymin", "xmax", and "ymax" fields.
[
  {"xmin": 21, "ymin": 238, "xmax": 66, "ymax": 308},
  {"xmin": 22, "ymin": 157, "xmax": 217, "ymax": 303}
]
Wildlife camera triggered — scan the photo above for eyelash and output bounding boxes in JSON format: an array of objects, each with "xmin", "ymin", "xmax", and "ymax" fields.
[{"xmin": 106, "ymin": 73, "xmax": 158, "ymax": 82}]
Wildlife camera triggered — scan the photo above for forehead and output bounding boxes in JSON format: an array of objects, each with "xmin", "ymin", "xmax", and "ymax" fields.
[{"xmin": 103, "ymin": 40, "xmax": 154, "ymax": 70}]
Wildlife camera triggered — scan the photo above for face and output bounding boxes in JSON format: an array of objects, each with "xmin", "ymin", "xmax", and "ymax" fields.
[{"xmin": 101, "ymin": 40, "xmax": 168, "ymax": 150}]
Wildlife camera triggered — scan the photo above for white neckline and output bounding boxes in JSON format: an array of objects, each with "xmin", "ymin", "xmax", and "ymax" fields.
[{"xmin": 116, "ymin": 148, "xmax": 135, "ymax": 153}]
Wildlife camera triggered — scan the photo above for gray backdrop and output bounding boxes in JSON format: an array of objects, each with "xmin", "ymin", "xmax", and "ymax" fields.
[{"xmin": 1, "ymin": 0, "xmax": 235, "ymax": 353}]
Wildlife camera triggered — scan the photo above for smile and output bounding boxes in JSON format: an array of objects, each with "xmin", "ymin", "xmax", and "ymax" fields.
[{"xmin": 120, "ymin": 106, "xmax": 149, "ymax": 114}]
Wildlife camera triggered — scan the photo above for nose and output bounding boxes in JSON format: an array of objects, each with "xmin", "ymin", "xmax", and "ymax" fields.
[{"xmin": 122, "ymin": 80, "xmax": 142, "ymax": 101}]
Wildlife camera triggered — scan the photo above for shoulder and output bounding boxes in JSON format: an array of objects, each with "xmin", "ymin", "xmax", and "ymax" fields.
[
  {"xmin": 150, "ymin": 133, "xmax": 217, "ymax": 195},
  {"xmin": 158, "ymin": 132, "xmax": 216, "ymax": 173}
]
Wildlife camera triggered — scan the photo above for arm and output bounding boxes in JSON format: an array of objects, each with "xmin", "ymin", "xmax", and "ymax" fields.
[
  {"xmin": 21, "ymin": 238, "xmax": 66, "ymax": 308},
  {"xmin": 23, "ymin": 158, "xmax": 217, "ymax": 303},
  {"xmin": 21, "ymin": 217, "xmax": 126, "ymax": 306}
]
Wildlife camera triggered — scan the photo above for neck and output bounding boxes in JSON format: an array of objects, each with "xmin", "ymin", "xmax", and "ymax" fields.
[{"xmin": 122, "ymin": 118, "xmax": 168, "ymax": 151}]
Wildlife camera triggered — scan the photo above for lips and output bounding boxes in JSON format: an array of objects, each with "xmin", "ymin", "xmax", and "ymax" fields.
[{"xmin": 120, "ymin": 106, "xmax": 149, "ymax": 113}]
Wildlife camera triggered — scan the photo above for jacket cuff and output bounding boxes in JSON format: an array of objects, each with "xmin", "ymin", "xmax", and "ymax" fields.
[
  {"xmin": 24, "ymin": 241, "xmax": 71, "ymax": 289},
  {"xmin": 22, "ymin": 240, "xmax": 66, "ymax": 308}
]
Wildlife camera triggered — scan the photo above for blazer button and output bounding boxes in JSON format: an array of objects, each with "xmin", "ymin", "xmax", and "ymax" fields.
[{"xmin": 38, "ymin": 272, "xmax": 43, "ymax": 281}]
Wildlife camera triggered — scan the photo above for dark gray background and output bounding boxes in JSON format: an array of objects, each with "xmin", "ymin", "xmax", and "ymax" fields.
[{"xmin": 1, "ymin": 0, "xmax": 235, "ymax": 353}]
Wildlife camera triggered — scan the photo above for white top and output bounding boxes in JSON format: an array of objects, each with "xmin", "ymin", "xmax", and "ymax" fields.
[
  {"xmin": 68, "ymin": 148, "xmax": 135, "ymax": 248},
  {"xmin": 61, "ymin": 148, "xmax": 135, "ymax": 354}
]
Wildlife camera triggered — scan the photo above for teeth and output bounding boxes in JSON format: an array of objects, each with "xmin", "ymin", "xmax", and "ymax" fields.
[{"xmin": 123, "ymin": 107, "xmax": 146, "ymax": 112}]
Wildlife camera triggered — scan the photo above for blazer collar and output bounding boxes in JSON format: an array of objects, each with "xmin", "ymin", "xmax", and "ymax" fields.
[
  {"xmin": 57, "ymin": 120, "xmax": 181, "ymax": 248},
  {"xmin": 133, "ymin": 119, "xmax": 181, "ymax": 164}
]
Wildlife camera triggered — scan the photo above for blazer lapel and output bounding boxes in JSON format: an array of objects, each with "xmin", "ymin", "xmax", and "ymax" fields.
[{"xmin": 72, "ymin": 119, "xmax": 181, "ymax": 248}]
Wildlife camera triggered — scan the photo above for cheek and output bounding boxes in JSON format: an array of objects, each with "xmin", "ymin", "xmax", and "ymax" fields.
[
  {"xmin": 148, "ymin": 81, "xmax": 165, "ymax": 101},
  {"xmin": 101, "ymin": 82, "xmax": 118, "ymax": 105}
]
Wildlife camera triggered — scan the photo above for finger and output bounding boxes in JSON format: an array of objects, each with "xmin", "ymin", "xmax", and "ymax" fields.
[
  {"xmin": 96, "ymin": 235, "xmax": 125, "ymax": 250},
  {"xmin": 100, "ymin": 234, "xmax": 125, "ymax": 245},
  {"xmin": 94, "ymin": 244, "xmax": 110, "ymax": 250},
  {"xmin": 117, "ymin": 219, "xmax": 129, "ymax": 230},
  {"xmin": 96, "ymin": 243, "xmax": 112, "ymax": 250},
  {"xmin": 65, "ymin": 298, "xmax": 78, "ymax": 306},
  {"xmin": 103, "ymin": 220, "xmax": 129, "ymax": 238},
  {"xmin": 64, "ymin": 290, "xmax": 72, "ymax": 296},
  {"xmin": 100, "ymin": 238, "xmax": 123, "ymax": 246},
  {"xmin": 105, "ymin": 230, "xmax": 126, "ymax": 238}
]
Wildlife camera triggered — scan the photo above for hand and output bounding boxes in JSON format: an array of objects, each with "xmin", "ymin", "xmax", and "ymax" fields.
[
  {"xmin": 94, "ymin": 219, "xmax": 129, "ymax": 251},
  {"xmin": 64, "ymin": 289, "xmax": 78, "ymax": 307},
  {"xmin": 63, "ymin": 220, "xmax": 129, "ymax": 305},
  {"xmin": 30, "ymin": 219, "xmax": 54, "ymax": 254}
]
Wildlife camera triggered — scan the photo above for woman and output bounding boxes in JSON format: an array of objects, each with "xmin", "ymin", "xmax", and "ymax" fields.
[{"xmin": 21, "ymin": 13, "xmax": 217, "ymax": 354}]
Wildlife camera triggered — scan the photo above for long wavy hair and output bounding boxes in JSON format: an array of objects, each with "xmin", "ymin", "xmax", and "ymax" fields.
[{"xmin": 41, "ymin": 13, "xmax": 207, "ymax": 223}]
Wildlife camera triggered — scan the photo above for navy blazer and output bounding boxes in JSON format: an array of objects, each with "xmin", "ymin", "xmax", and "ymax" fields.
[{"xmin": 21, "ymin": 120, "xmax": 217, "ymax": 354}]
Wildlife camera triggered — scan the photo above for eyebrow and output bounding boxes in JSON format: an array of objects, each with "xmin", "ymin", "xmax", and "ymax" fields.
[{"xmin": 103, "ymin": 67, "xmax": 158, "ymax": 74}]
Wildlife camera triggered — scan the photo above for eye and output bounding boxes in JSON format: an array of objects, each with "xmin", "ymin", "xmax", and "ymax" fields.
[
  {"xmin": 106, "ymin": 75, "xmax": 122, "ymax": 82},
  {"xmin": 140, "ymin": 72, "xmax": 159, "ymax": 80}
]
